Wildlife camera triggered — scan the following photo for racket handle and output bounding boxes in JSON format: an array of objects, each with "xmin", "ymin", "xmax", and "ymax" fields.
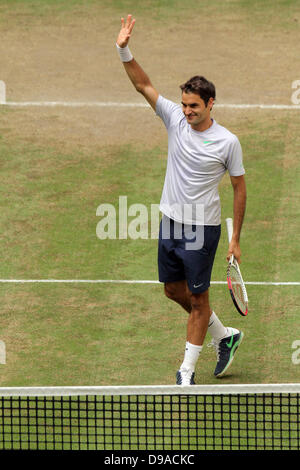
[{"xmin": 226, "ymin": 217, "xmax": 233, "ymax": 243}]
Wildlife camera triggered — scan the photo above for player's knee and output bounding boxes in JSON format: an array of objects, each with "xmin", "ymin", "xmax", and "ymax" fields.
[
  {"xmin": 164, "ymin": 284, "xmax": 177, "ymax": 300},
  {"xmin": 164, "ymin": 283, "xmax": 185, "ymax": 302},
  {"xmin": 190, "ymin": 290, "xmax": 209, "ymax": 311}
]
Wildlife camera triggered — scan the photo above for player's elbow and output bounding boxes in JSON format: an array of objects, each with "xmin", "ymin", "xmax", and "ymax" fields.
[
  {"xmin": 135, "ymin": 82, "xmax": 145, "ymax": 94},
  {"xmin": 134, "ymin": 76, "xmax": 152, "ymax": 93},
  {"xmin": 135, "ymin": 81, "xmax": 151, "ymax": 95}
]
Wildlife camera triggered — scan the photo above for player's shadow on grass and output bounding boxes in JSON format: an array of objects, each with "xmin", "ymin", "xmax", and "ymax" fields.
[{"xmin": 216, "ymin": 374, "xmax": 236, "ymax": 381}]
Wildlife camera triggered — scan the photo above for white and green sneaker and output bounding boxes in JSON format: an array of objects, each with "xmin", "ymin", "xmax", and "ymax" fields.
[
  {"xmin": 176, "ymin": 368, "xmax": 195, "ymax": 386},
  {"xmin": 209, "ymin": 331, "xmax": 244, "ymax": 378}
]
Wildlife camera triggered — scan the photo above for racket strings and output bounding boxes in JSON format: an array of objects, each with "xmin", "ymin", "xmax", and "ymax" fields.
[{"xmin": 228, "ymin": 264, "xmax": 247, "ymax": 312}]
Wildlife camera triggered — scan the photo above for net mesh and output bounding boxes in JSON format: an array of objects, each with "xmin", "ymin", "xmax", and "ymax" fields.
[{"xmin": 0, "ymin": 386, "xmax": 299, "ymax": 450}]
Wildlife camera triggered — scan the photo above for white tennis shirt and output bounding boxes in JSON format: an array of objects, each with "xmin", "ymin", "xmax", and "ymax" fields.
[{"xmin": 156, "ymin": 95, "xmax": 245, "ymax": 225}]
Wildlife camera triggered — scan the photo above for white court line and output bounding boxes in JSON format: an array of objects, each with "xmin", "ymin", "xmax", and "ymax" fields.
[
  {"xmin": 3, "ymin": 101, "xmax": 150, "ymax": 108},
  {"xmin": 1, "ymin": 101, "xmax": 300, "ymax": 110},
  {"xmin": 0, "ymin": 279, "xmax": 299, "ymax": 285}
]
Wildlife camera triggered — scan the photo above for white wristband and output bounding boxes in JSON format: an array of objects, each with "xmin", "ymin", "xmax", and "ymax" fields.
[{"xmin": 116, "ymin": 43, "xmax": 133, "ymax": 62}]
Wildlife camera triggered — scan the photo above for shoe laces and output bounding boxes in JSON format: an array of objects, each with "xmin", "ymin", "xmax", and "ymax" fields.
[
  {"xmin": 179, "ymin": 368, "xmax": 194, "ymax": 386},
  {"xmin": 207, "ymin": 339, "xmax": 220, "ymax": 361}
]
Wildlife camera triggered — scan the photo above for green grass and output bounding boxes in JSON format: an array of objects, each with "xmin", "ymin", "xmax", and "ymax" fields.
[
  {"xmin": 0, "ymin": 110, "xmax": 299, "ymax": 387},
  {"xmin": 0, "ymin": 0, "xmax": 299, "ymax": 451},
  {"xmin": 0, "ymin": 0, "xmax": 299, "ymax": 30}
]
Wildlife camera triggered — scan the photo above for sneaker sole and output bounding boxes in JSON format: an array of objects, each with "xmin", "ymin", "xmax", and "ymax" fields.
[{"xmin": 215, "ymin": 331, "xmax": 244, "ymax": 378}]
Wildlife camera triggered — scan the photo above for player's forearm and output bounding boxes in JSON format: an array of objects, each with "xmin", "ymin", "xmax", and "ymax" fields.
[
  {"xmin": 116, "ymin": 16, "xmax": 158, "ymax": 109},
  {"xmin": 232, "ymin": 181, "xmax": 246, "ymax": 242},
  {"xmin": 116, "ymin": 16, "xmax": 151, "ymax": 94}
]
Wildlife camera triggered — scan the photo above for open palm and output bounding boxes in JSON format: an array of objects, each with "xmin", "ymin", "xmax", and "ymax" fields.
[{"xmin": 116, "ymin": 14, "xmax": 136, "ymax": 48}]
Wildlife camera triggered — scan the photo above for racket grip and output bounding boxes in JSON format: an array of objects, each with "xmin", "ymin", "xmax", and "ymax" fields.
[{"xmin": 226, "ymin": 218, "xmax": 233, "ymax": 243}]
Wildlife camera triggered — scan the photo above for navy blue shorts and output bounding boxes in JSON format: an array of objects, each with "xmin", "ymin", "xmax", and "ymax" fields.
[{"xmin": 158, "ymin": 216, "xmax": 221, "ymax": 294}]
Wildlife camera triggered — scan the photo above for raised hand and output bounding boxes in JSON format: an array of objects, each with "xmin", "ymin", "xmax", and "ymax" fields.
[{"xmin": 116, "ymin": 14, "xmax": 136, "ymax": 48}]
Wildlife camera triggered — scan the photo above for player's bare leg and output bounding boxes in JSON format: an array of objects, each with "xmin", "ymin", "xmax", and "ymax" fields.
[
  {"xmin": 164, "ymin": 281, "xmax": 227, "ymax": 343},
  {"xmin": 187, "ymin": 290, "xmax": 211, "ymax": 345},
  {"xmin": 175, "ymin": 289, "xmax": 210, "ymax": 385},
  {"xmin": 164, "ymin": 284, "xmax": 243, "ymax": 383},
  {"xmin": 164, "ymin": 281, "xmax": 191, "ymax": 313}
]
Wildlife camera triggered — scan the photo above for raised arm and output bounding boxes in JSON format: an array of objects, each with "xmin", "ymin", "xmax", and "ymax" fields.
[{"xmin": 116, "ymin": 15, "xmax": 159, "ymax": 111}]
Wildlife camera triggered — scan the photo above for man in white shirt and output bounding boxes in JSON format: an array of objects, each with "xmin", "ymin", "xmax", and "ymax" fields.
[{"xmin": 116, "ymin": 15, "xmax": 247, "ymax": 385}]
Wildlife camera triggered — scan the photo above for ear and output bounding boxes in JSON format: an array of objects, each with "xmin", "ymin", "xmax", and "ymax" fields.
[{"xmin": 208, "ymin": 97, "xmax": 215, "ymax": 111}]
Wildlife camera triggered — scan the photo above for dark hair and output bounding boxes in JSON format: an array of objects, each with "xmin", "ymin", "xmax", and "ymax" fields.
[{"xmin": 180, "ymin": 75, "xmax": 216, "ymax": 106}]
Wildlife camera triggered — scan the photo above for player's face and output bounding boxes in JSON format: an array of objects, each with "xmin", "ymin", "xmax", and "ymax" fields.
[{"xmin": 181, "ymin": 92, "xmax": 212, "ymax": 129}]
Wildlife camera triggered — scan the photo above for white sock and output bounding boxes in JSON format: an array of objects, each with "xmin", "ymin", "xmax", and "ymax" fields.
[
  {"xmin": 180, "ymin": 342, "xmax": 202, "ymax": 372},
  {"xmin": 208, "ymin": 311, "xmax": 239, "ymax": 341}
]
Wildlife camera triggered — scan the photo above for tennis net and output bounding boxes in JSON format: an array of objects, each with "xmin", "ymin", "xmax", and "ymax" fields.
[{"xmin": 0, "ymin": 384, "xmax": 299, "ymax": 450}]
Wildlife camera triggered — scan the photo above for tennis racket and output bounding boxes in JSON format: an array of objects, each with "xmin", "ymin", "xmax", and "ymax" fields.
[{"xmin": 226, "ymin": 218, "xmax": 248, "ymax": 316}]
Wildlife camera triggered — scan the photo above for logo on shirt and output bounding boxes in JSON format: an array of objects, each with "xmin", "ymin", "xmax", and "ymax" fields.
[{"xmin": 203, "ymin": 140, "xmax": 214, "ymax": 144}]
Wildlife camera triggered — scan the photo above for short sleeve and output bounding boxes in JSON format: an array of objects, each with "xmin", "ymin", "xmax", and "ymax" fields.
[
  {"xmin": 155, "ymin": 95, "xmax": 183, "ymax": 130},
  {"xmin": 226, "ymin": 136, "xmax": 245, "ymax": 176}
]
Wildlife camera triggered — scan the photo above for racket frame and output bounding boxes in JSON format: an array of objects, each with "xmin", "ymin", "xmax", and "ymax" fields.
[{"xmin": 226, "ymin": 218, "xmax": 248, "ymax": 316}]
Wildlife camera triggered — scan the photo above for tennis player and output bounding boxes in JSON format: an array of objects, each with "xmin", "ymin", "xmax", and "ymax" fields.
[{"xmin": 116, "ymin": 15, "xmax": 247, "ymax": 385}]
